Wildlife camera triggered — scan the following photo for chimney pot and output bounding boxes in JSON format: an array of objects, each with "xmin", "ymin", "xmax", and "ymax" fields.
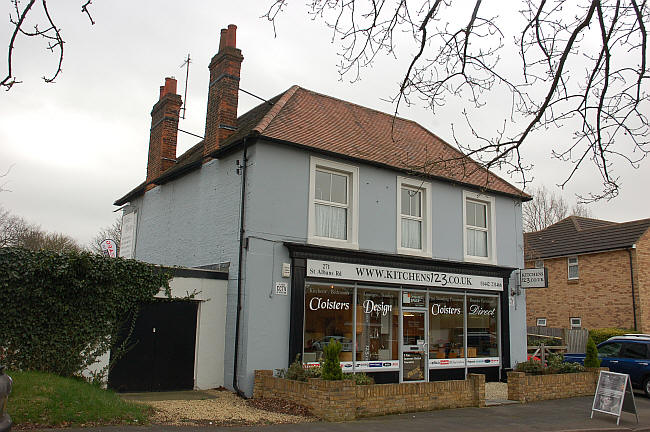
[
  {"xmin": 219, "ymin": 28, "xmax": 228, "ymax": 51},
  {"xmin": 160, "ymin": 77, "xmax": 177, "ymax": 100},
  {"xmin": 226, "ymin": 24, "xmax": 237, "ymax": 48}
]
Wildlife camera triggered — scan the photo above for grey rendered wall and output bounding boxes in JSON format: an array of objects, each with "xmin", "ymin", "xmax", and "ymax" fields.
[
  {"xmin": 494, "ymin": 196, "xmax": 527, "ymax": 366},
  {"xmin": 129, "ymin": 152, "xmax": 245, "ymax": 393},
  {"xmin": 239, "ymin": 141, "xmax": 526, "ymax": 394},
  {"xmin": 128, "ymin": 139, "xmax": 526, "ymax": 396}
]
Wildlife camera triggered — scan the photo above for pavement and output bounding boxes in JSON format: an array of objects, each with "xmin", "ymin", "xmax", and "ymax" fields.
[{"xmin": 32, "ymin": 392, "xmax": 650, "ymax": 432}]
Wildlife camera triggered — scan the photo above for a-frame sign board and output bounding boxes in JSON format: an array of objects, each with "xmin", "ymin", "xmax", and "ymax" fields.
[{"xmin": 591, "ymin": 371, "xmax": 638, "ymax": 425}]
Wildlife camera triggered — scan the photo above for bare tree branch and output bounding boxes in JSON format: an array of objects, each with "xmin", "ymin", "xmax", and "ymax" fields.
[
  {"xmin": 2, "ymin": 0, "xmax": 96, "ymax": 91},
  {"xmin": 265, "ymin": 0, "xmax": 650, "ymax": 201}
]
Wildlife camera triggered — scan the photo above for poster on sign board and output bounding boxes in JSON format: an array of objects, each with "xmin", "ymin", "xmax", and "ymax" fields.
[{"xmin": 591, "ymin": 371, "xmax": 638, "ymax": 425}]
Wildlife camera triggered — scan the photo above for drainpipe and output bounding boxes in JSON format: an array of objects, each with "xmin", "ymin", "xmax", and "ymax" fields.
[
  {"xmin": 233, "ymin": 137, "xmax": 248, "ymax": 398},
  {"xmin": 628, "ymin": 246, "xmax": 637, "ymax": 331}
]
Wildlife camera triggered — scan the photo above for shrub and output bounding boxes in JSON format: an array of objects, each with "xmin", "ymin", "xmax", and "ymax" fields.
[
  {"xmin": 516, "ymin": 359, "xmax": 545, "ymax": 375},
  {"xmin": 589, "ymin": 328, "xmax": 638, "ymax": 345},
  {"xmin": 517, "ymin": 352, "xmax": 586, "ymax": 375},
  {"xmin": 527, "ymin": 335, "xmax": 562, "ymax": 347},
  {"xmin": 584, "ymin": 336, "xmax": 601, "ymax": 368},
  {"xmin": 344, "ymin": 372, "xmax": 374, "ymax": 385},
  {"xmin": 0, "ymin": 247, "xmax": 171, "ymax": 376},
  {"xmin": 275, "ymin": 355, "xmax": 321, "ymax": 381},
  {"xmin": 321, "ymin": 340, "xmax": 343, "ymax": 380}
]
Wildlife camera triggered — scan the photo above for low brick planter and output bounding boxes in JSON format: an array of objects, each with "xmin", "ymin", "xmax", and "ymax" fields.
[
  {"xmin": 253, "ymin": 370, "xmax": 485, "ymax": 421},
  {"xmin": 507, "ymin": 368, "xmax": 606, "ymax": 403}
]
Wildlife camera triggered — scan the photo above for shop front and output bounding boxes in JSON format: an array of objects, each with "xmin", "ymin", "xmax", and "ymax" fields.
[{"xmin": 287, "ymin": 245, "xmax": 512, "ymax": 383}]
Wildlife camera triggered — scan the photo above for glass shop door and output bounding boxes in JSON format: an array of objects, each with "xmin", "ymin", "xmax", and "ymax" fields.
[{"xmin": 401, "ymin": 310, "xmax": 428, "ymax": 382}]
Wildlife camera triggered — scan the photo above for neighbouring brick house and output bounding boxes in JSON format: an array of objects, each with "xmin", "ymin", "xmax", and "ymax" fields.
[
  {"xmin": 114, "ymin": 24, "xmax": 531, "ymax": 396},
  {"xmin": 525, "ymin": 216, "xmax": 650, "ymax": 331}
]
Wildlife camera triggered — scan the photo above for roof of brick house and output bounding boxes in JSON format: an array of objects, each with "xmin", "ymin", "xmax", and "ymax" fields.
[
  {"xmin": 115, "ymin": 85, "xmax": 530, "ymax": 206},
  {"xmin": 524, "ymin": 216, "xmax": 650, "ymax": 260}
]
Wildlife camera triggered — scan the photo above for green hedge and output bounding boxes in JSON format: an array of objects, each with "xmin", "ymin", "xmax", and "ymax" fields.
[
  {"xmin": 589, "ymin": 328, "xmax": 639, "ymax": 345},
  {"xmin": 0, "ymin": 247, "xmax": 171, "ymax": 377}
]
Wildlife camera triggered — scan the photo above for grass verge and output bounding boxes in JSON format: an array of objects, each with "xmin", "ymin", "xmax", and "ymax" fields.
[{"xmin": 7, "ymin": 370, "xmax": 152, "ymax": 428}]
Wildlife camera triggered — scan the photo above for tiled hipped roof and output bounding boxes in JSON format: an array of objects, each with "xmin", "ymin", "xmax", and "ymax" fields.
[
  {"xmin": 524, "ymin": 216, "xmax": 650, "ymax": 260},
  {"xmin": 115, "ymin": 86, "xmax": 529, "ymax": 205}
]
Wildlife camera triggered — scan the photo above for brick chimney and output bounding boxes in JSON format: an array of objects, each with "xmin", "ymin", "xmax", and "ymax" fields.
[
  {"xmin": 146, "ymin": 77, "xmax": 182, "ymax": 188},
  {"xmin": 203, "ymin": 24, "xmax": 243, "ymax": 158}
]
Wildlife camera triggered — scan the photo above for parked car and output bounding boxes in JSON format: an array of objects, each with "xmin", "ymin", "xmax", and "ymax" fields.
[
  {"xmin": 564, "ymin": 334, "xmax": 650, "ymax": 396},
  {"xmin": 311, "ymin": 336, "xmax": 353, "ymax": 352},
  {"xmin": 0, "ymin": 366, "xmax": 12, "ymax": 432}
]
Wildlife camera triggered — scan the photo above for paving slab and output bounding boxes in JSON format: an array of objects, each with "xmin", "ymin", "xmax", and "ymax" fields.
[{"xmin": 119, "ymin": 390, "xmax": 221, "ymax": 401}]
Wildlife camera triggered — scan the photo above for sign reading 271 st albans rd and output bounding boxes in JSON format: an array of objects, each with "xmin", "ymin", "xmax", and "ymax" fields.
[{"xmin": 306, "ymin": 260, "xmax": 503, "ymax": 291}]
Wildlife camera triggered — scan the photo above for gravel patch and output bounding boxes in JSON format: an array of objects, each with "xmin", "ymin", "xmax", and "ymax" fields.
[
  {"xmin": 485, "ymin": 382, "xmax": 508, "ymax": 400},
  {"xmin": 138, "ymin": 390, "xmax": 315, "ymax": 426}
]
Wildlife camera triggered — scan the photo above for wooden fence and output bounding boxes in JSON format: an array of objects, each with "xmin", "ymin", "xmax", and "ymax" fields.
[{"xmin": 527, "ymin": 326, "xmax": 589, "ymax": 354}]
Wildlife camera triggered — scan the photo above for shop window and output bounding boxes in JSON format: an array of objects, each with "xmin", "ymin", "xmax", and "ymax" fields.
[
  {"xmin": 303, "ymin": 283, "xmax": 354, "ymax": 363},
  {"xmin": 536, "ymin": 318, "xmax": 547, "ymax": 327},
  {"xmin": 463, "ymin": 191, "xmax": 496, "ymax": 264},
  {"xmin": 467, "ymin": 295, "xmax": 499, "ymax": 358},
  {"xmin": 429, "ymin": 293, "xmax": 465, "ymax": 360},
  {"xmin": 308, "ymin": 157, "xmax": 359, "ymax": 249},
  {"xmin": 356, "ymin": 288, "xmax": 399, "ymax": 362},
  {"xmin": 570, "ymin": 317, "xmax": 581, "ymax": 329},
  {"xmin": 396, "ymin": 177, "xmax": 432, "ymax": 256},
  {"xmin": 568, "ymin": 256, "xmax": 579, "ymax": 280}
]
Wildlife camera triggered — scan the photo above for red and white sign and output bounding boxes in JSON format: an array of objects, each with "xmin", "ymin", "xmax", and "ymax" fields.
[{"xmin": 100, "ymin": 239, "xmax": 117, "ymax": 258}]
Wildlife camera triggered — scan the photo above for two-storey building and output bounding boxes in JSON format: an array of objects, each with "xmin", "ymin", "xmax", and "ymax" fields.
[{"xmin": 115, "ymin": 25, "xmax": 530, "ymax": 396}]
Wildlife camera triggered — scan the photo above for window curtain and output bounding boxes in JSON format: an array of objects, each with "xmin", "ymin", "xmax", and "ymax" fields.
[
  {"xmin": 315, "ymin": 204, "xmax": 347, "ymax": 239},
  {"xmin": 467, "ymin": 228, "xmax": 487, "ymax": 257},
  {"xmin": 401, "ymin": 219, "xmax": 422, "ymax": 249}
]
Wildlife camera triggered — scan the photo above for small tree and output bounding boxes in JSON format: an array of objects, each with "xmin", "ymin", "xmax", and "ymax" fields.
[
  {"xmin": 321, "ymin": 340, "xmax": 343, "ymax": 381},
  {"xmin": 584, "ymin": 337, "xmax": 601, "ymax": 368}
]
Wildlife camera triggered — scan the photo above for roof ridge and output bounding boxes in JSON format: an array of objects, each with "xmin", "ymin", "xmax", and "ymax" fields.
[{"xmin": 253, "ymin": 85, "xmax": 301, "ymax": 134}]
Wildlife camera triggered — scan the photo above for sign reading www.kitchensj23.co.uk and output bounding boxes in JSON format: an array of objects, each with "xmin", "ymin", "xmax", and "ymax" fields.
[{"xmin": 306, "ymin": 260, "xmax": 503, "ymax": 291}]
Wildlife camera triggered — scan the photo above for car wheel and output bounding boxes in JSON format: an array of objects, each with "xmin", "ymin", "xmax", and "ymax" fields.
[{"xmin": 643, "ymin": 376, "xmax": 650, "ymax": 398}]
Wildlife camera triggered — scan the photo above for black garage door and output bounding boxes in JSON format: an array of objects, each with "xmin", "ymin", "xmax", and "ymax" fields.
[{"xmin": 108, "ymin": 300, "xmax": 198, "ymax": 392}]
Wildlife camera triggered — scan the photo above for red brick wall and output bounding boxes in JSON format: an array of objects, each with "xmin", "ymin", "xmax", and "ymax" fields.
[
  {"xmin": 525, "ymin": 249, "xmax": 636, "ymax": 330},
  {"xmin": 634, "ymin": 229, "xmax": 650, "ymax": 332}
]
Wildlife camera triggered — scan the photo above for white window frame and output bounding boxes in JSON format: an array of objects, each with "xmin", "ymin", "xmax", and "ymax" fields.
[
  {"xmin": 462, "ymin": 191, "xmax": 497, "ymax": 264},
  {"xmin": 308, "ymin": 157, "xmax": 359, "ymax": 249},
  {"xmin": 536, "ymin": 318, "xmax": 547, "ymax": 327},
  {"xmin": 396, "ymin": 176, "xmax": 432, "ymax": 257},
  {"xmin": 570, "ymin": 317, "xmax": 581, "ymax": 329},
  {"xmin": 568, "ymin": 256, "xmax": 579, "ymax": 280}
]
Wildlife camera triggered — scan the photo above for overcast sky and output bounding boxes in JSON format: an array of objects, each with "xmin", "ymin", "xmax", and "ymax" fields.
[{"xmin": 0, "ymin": 1, "xmax": 648, "ymax": 247}]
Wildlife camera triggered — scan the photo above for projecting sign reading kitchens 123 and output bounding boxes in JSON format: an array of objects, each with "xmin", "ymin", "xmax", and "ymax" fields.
[{"xmin": 306, "ymin": 260, "xmax": 503, "ymax": 291}]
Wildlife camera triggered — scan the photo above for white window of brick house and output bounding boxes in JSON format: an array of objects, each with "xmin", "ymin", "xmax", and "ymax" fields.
[
  {"xmin": 536, "ymin": 318, "xmax": 547, "ymax": 327},
  {"xmin": 308, "ymin": 157, "xmax": 359, "ymax": 249},
  {"xmin": 397, "ymin": 177, "xmax": 432, "ymax": 257},
  {"xmin": 568, "ymin": 256, "xmax": 579, "ymax": 280},
  {"xmin": 570, "ymin": 317, "xmax": 582, "ymax": 328},
  {"xmin": 463, "ymin": 191, "xmax": 497, "ymax": 264}
]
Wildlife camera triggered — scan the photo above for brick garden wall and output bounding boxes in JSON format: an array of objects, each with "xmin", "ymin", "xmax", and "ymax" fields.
[
  {"xmin": 253, "ymin": 370, "xmax": 485, "ymax": 421},
  {"xmin": 507, "ymin": 369, "xmax": 602, "ymax": 403}
]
